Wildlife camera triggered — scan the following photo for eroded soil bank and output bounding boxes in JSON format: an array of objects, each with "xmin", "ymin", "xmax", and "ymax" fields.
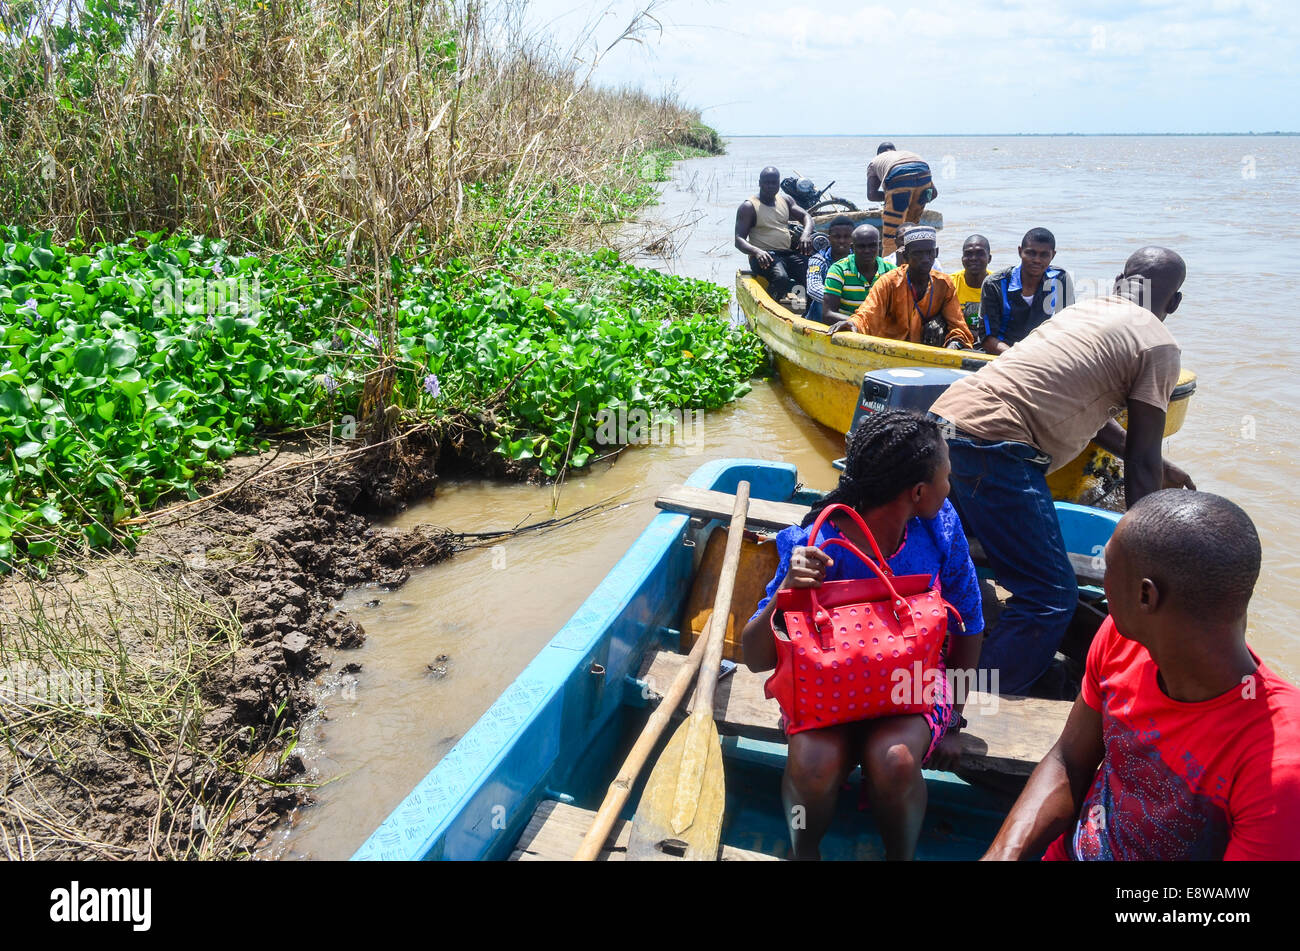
[{"xmin": 0, "ymin": 428, "xmax": 533, "ymax": 859}]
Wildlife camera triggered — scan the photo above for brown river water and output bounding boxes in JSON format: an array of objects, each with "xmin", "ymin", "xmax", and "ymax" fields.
[{"xmin": 277, "ymin": 135, "xmax": 1300, "ymax": 859}]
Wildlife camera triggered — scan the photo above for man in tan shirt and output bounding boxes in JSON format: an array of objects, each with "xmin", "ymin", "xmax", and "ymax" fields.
[{"xmin": 929, "ymin": 247, "xmax": 1196, "ymax": 696}]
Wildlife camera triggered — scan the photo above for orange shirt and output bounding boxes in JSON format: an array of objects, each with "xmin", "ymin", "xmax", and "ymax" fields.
[{"xmin": 851, "ymin": 267, "xmax": 973, "ymax": 347}]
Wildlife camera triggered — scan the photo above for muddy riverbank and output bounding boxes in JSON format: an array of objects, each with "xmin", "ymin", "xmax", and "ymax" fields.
[{"xmin": 0, "ymin": 430, "xmax": 521, "ymax": 858}]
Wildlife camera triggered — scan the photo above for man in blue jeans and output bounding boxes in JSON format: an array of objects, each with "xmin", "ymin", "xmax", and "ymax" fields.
[
  {"xmin": 867, "ymin": 142, "xmax": 937, "ymax": 257},
  {"xmin": 929, "ymin": 247, "xmax": 1196, "ymax": 696}
]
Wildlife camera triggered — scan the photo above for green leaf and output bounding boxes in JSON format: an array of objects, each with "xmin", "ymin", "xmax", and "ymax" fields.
[
  {"xmin": 106, "ymin": 338, "xmax": 138, "ymax": 368},
  {"xmin": 73, "ymin": 343, "xmax": 106, "ymax": 375}
]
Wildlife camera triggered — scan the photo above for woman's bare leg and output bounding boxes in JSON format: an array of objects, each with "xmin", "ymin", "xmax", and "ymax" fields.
[
  {"xmin": 783, "ymin": 725, "xmax": 857, "ymax": 860},
  {"xmin": 861, "ymin": 715, "xmax": 933, "ymax": 860}
]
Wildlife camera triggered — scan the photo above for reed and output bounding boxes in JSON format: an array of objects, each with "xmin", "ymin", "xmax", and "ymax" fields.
[
  {"xmin": 2, "ymin": 0, "xmax": 720, "ymax": 435},
  {"xmin": 0, "ymin": 554, "xmax": 308, "ymax": 859},
  {"xmin": 0, "ymin": 0, "xmax": 717, "ymax": 254}
]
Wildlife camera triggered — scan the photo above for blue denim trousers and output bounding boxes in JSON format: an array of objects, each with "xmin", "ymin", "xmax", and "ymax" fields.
[{"xmin": 944, "ymin": 436, "xmax": 1078, "ymax": 695}]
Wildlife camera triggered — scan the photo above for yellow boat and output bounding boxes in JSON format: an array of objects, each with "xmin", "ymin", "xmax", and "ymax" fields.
[{"xmin": 736, "ymin": 271, "xmax": 1198, "ymax": 504}]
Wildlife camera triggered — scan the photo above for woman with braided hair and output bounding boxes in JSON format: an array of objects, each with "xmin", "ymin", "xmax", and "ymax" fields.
[{"xmin": 741, "ymin": 410, "xmax": 985, "ymax": 860}]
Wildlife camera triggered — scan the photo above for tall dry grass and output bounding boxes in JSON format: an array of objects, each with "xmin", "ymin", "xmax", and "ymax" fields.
[
  {"xmin": 1, "ymin": 0, "xmax": 714, "ymax": 252},
  {"xmin": 2, "ymin": 0, "xmax": 718, "ymax": 430}
]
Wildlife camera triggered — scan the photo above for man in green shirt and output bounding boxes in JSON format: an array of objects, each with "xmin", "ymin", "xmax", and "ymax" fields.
[{"xmin": 822, "ymin": 224, "xmax": 897, "ymax": 319}]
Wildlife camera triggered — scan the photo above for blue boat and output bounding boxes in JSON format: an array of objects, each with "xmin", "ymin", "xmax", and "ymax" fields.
[{"xmin": 353, "ymin": 458, "xmax": 1116, "ymax": 861}]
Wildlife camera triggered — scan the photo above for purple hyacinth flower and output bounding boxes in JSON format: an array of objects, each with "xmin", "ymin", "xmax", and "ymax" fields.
[{"xmin": 422, "ymin": 373, "xmax": 441, "ymax": 398}]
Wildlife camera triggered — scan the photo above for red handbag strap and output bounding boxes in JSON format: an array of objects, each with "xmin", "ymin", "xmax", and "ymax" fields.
[
  {"xmin": 803, "ymin": 503, "xmax": 912, "ymax": 632},
  {"xmin": 806, "ymin": 502, "xmax": 890, "ymax": 571}
]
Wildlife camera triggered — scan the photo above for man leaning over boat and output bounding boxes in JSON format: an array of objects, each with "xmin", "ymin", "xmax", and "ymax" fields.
[
  {"xmin": 867, "ymin": 142, "xmax": 938, "ymax": 257},
  {"xmin": 930, "ymin": 247, "xmax": 1196, "ymax": 698}
]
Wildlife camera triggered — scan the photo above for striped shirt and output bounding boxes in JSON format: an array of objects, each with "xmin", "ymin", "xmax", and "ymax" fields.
[{"xmin": 823, "ymin": 255, "xmax": 896, "ymax": 315}]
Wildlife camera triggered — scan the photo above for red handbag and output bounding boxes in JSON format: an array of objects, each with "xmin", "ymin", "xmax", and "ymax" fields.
[{"xmin": 763, "ymin": 503, "xmax": 962, "ymax": 735}]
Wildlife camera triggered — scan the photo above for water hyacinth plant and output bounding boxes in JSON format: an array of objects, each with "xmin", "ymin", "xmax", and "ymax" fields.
[{"xmin": 0, "ymin": 230, "xmax": 759, "ymax": 568}]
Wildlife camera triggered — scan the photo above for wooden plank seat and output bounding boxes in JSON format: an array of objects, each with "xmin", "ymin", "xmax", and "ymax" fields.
[
  {"xmin": 510, "ymin": 799, "xmax": 777, "ymax": 861},
  {"xmin": 656, "ymin": 484, "xmax": 809, "ymax": 531},
  {"xmin": 637, "ymin": 650, "xmax": 1071, "ymax": 782}
]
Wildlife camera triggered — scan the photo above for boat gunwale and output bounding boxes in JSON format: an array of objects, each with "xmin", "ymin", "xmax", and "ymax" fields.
[{"xmin": 737, "ymin": 270, "xmax": 1199, "ymax": 397}]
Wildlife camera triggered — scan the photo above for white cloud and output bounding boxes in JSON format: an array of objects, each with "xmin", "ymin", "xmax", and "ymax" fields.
[{"xmin": 520, "ymin": 0, "xmax": 1300, "ymax": 133}]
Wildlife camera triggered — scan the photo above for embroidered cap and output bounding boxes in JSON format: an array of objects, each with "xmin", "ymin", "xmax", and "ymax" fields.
[{"xmin": 902, "ymin": 226, "xmax": 938, "ymax": 246}]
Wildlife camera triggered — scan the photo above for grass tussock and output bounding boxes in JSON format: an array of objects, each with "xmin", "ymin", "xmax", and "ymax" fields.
[{"xmin": 0, "ymin": 555, "xmax": 304, "ymax": 859}]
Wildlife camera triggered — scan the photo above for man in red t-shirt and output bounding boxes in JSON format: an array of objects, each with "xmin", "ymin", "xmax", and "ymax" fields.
[{"xmin": 983, "ymin": 490, "xmax": 1300, "ymax": 861}]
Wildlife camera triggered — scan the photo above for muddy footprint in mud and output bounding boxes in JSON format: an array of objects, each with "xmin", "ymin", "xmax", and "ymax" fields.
[{"xmin": 425, "ymin": 654, "xmax": 451, "ymax": 680}]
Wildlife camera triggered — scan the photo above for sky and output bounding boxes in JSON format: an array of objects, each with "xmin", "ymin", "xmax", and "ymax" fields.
[{"xmin": 518, "ymin": 0, "xmax": 1300, "ymax": 135}]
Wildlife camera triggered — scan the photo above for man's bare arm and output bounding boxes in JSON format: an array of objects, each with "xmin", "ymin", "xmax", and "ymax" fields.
[
  {"xmin": 1122, "ymin": 399, "xmax": 1167, "ymax": 506},
  {"xmin": 982, "ymin": 696, "xmax": 1104, "ymax": 860},
  {"xmin": 822, "ymin": 291, "xmax": 844, "ymax": 320},
  {"xmin": 866, "ymin": 166, "xmax": 884, "ymax": 201},
  {"xmin": 734, "ymin": 201, "xmax": 775, "ymax": 269}
]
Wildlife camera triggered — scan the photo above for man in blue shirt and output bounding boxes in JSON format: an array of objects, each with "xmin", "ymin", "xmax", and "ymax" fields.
[
  {"xmin": 804, "ymin": 216, "xmax": 855, "ymax": 324},
  {"xmin": 980, "ymin": 228, "xmax": 1075, "ymax": 353}
]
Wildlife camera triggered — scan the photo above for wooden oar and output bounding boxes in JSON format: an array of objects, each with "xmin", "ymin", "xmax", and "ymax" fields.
[
  {"xmin": 626, "ymin": 481, "xmax": 751, "ymax": 861},
  {"xmin": 572, "ymin": 618, "xmax": 712, "ymax": 861}
]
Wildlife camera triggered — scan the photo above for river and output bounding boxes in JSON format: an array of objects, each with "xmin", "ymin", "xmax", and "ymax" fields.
[{"xmin": 276, "ymin": 135, "xmax": 1300, "ymax": 859}]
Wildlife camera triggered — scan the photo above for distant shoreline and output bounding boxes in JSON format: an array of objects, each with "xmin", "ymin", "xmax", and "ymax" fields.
[{"xmin": 722, "ymin": 132, "xmax": 1298, "ymax": 138}]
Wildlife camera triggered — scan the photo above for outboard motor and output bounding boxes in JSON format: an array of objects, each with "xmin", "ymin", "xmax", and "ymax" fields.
[
  {"xmin": 833, "ymin": 366, "xmax": 971, "ymax": 470},
  {"xmin": 780, "ymin": 176, "xmax": 822, "ymax": 210}
]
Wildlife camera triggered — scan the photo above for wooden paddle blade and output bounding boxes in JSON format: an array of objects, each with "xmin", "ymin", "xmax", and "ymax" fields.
[{"xmin": 627, "ymin": 711, "xmax": 725, "ymax": 861}]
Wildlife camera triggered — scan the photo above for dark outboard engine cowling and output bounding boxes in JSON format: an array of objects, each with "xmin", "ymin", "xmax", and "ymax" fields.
[
  {"xmin": 833, "ymin": 366, "xmax": 972, "ymax": 469},
  {"xmin": 780, "ymin": 176, "xmax": 820, "ymax": 210}
]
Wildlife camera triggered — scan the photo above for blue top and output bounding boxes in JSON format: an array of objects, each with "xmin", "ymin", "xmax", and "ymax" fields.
[
  {"xmin": 805, "ymin": 247, "xmax": 832, "ymax": 302},
  {"xmin": 750, "ymin": 499, "xmax": 985, "ymax": 636},
  {"xmin": 984, "ymin": 264, "xmax": 1075, "ymax": 344}
]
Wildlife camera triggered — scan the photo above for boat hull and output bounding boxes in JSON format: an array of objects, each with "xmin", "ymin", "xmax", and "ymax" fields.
[
  {"xmin": 355, "ymin": 459, "xmax": 1125, "ymax": 861},
  {"xmin": 737, "ymin": 271, "xmax": 1197, "ymax": 504}
]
